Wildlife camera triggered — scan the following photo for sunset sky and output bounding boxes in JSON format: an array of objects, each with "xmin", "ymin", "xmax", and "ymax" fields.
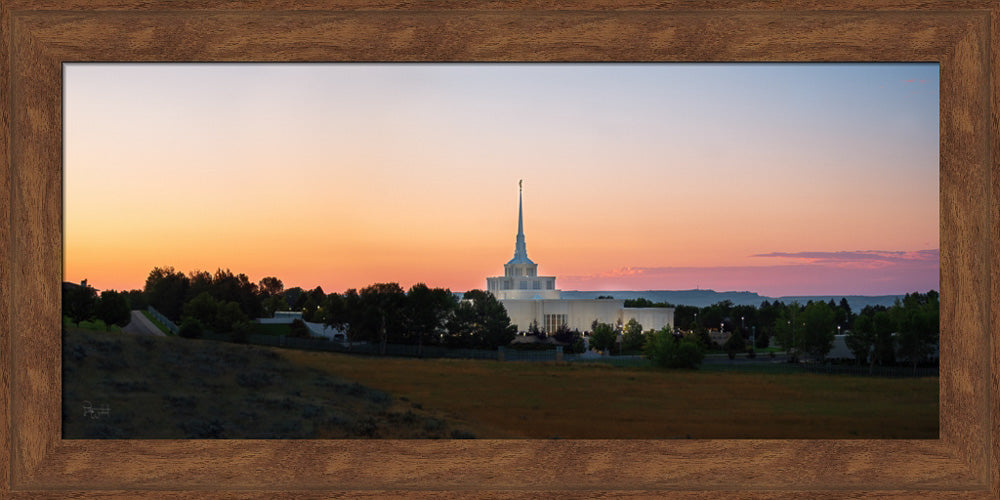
[{"xmin": 64, "ymin": 63, "xmax": 939, "ymax": 297}]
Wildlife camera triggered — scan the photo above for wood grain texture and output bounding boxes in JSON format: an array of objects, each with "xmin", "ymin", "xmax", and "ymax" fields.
[
  {"xmin": 1, "ymin": 0, "xmax": 998, "ymax": 13},
  {"xmin": 937, "ymin": 6, "xmax": 992, "ymax": 484},
  {"xmin": 991, "ymin": 5, "xmax": 1000, "ymax": 498},
  {"xmin": 0, "ymin": 1, "xmax": 997, "ymax": 497},
  {"xmin": 0, "ymin": 0, "xmax": 12, "ymax": 494}
]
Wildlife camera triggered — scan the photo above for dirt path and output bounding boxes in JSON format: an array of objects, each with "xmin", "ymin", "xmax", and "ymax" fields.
[{"xmin": 121, "ymin": 310, "xmax": 166, "ymax": 336}]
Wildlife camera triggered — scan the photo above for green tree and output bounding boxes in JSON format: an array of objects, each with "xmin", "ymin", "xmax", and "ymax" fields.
[
  {"xmin": 588, "ymin": 321, "xmax": 617, "ymax": 353},
  {"xmin": 872, "ymin": 309, "xmax": 896, "ymax": 367},
  {"xmin": 258, "ymin": 276, "xmax": 284, "ymax": 297},
  {"xmin": 262, "ymin": 294, "xmax": 290, "ymax": 317},
  {"xmin": 447, "ymin": 290, "xmax": 517, "ymax": 350},
  {"xmin": 754, "ymin": 330, "xmax": 770, "ymax": 349},
  {"xmin": 123, "ymin": 289, "xmax": 148, "ymax": 310},
  {"xmin": 230, "ymin": 320, "xmax": 252, "ymax": 344},
  {"xmin": 772, "ymin": 302, "xmax": 802, "ymax": 361},
  {"xmin": 144, "ymin": 267, "xmax": 189, "ymax": 321},
  {"xmin": 359, "ymin": 283, "xmax": 407, "ymax": 354},
  {"xmin": 209, "ymin": 269, "xmax": 262, "ymax": 319},
  {"xmin": 214, "ymin": 300, "xmax": 248, "ymax": 333},
  {"xmin": 183, "ymin": 292, "xmax": 219, "ymax": 329},
  {"xmin": 644, "ymin": 326, "xmax": 702, "ymax": 369},
  {"xmin": 63, "ymin": 280, "xmax": 98, "ymax": 326},
  {"xmin": 552, "ymin": 324, "xmax": 584, "ymax": 353},
  {"xmin": 524, "ymin": 319, "xmax": 542, "ymax": 337},
  {"xmin": 799, "ymin": 300, "xmax": 836, "ymax": 363},
  {"xmin": 96, "ymin": 290, "xmax": 131, "ymax": 330},
  {"xmin": 845, "ymin": 314, "xmax": 875, "ymax": 367},
  {"xmin": 178, "ymin": 316, "xmax": 204, "ymax": 338},
  {"xmin": 284, "ymin": 287, "xmax": 305, "ymax": 310},
  {"xmin": 300, "ymin": 286, "xmax": 326, "ymax": 322},
  {"xmin": 405, "ymin": 283, "xmax": 458, "ymax": 355},
  {"xmin": 621, "ymin": 318, "xmax": 646, "ymax": 352},
  {"xmin": 894, "ymin": 291, "xmax": 939, "ymax": 375},
  {"xmin": 289, "ymin": 318, "xmax": 310, "ymax": 338},
  {"xmin": 836, "ymin": 297, "xmax": 853, "ymax": 330},
  {"xmin": 185, "ymin": 270, "xmax": 214, "ymax": 303},
  {"xmin": 320, "ymin": 292, "xmax": 349, "ymax": 338},
  {"xmin": 723, "ymin": 330, "xmax": 745, "ymax": 359}
]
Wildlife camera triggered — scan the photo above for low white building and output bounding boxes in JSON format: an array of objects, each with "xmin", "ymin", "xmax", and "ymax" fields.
[
  {"xmin": 258, "ymin": 310, "xmax": 345, "ymax": 340},
  {"xmin": 487, "ymin": 181, "xmax": 673, "ymax": 334}
]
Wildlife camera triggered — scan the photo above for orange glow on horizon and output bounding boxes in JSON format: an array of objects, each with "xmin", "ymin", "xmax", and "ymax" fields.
[{"xmin": 64, "ymin": 63, "xmax": 939, "ymax": 297}]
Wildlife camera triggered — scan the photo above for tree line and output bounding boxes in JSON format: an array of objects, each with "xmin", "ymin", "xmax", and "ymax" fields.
[
  {"xmin": 64, "ymin": 267, "xmax": 939, "ymax": 370},
  {"xmin": 66, "ymin": 267, "xmax": 519, "ymax": 354},
  {"xmin": 624, "ymin": 292, "xmax": 939, "ymax": 370}
]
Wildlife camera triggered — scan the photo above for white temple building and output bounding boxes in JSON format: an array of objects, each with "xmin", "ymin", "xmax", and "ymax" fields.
[{"xmin": 487, "ymin": 181, "xmax": 674, "ymax": 334}]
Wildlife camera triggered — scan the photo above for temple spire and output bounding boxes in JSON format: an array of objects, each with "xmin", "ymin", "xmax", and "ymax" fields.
[{"xmin": 514, "ymin": 180, "xmax": 528, "ymax": 259}]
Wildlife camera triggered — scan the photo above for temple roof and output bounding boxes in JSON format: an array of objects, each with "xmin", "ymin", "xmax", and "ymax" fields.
[{"xmin": 508, "ymin": 179, "xmax": 535, "ymax": 266}]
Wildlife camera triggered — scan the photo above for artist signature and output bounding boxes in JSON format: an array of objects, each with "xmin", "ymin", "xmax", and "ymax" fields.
[{"xmin": 82, "ymin": 401, "xmax": 110, "ymax": 420}]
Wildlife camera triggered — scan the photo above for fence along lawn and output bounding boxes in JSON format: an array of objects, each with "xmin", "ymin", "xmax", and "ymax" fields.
[{"xmin": 277, "ymin": 349, "xmax": 939, "ymax": 439}]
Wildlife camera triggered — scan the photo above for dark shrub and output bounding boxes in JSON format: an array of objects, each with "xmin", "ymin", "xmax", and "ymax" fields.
[
  {"xmin": 178, "ymin": 317, "xmax": 204, "ymax": 339},
  {"xmin": 289, "ymin": 319, "xmax": 310, "ymax": 339},
  {"xmin": 230, "ymin": 321, "xmax": 251, "ymax": 344},
  {"xmin": 644, "ymin": 331, "xmax": 704, "ymax": 369},
  {"xmin": 724, "ymin": 332, "xmax": 746, "ymax": 359}
]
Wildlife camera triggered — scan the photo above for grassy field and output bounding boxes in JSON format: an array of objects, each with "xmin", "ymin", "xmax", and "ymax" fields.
[
  {"xmin": 62, "ymin": 324, "xmax": 939, "ymax": 439},
  {"xmin": 63, "ymin": 315, "xmax": 122, "ymax": 333},
  {"xmin": 139, "ymin": 310, "xmax": 172, "ymax": 335},
  {"xmin": 280, "ymin": 350, "xmax": 939, "ymax": 439},
  {"xmin": 63, "ymin": 328, "xmax": 476, "ymax": 438}
]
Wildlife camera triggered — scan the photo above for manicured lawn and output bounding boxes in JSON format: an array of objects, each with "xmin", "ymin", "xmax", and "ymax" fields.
[
  {"xmin": 62, "ymin": 315, "xmax": 122, "ymax": 333},
  {"xmin": 278, "ymin": 349, "xmax": 939, "ymax": 439}
]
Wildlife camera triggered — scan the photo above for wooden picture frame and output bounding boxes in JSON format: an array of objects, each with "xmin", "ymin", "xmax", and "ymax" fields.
[{"xmin": 2, "ymin": 1, "xmax": 997, "ymax": 497}]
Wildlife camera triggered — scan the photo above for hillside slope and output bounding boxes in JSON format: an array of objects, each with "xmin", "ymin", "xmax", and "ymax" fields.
[{"xmin": 63, "ymin": 328, "xmax": 475, "ymax": 439}]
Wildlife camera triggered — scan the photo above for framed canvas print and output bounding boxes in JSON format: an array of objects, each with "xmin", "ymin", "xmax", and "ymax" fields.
[
  {"xmin": 58, "ymin": 61, "xmax": 941, "ymax": 443},
  {"xmin": 2, "ymin": 1, "xmax": 998, "ymax": 497}
]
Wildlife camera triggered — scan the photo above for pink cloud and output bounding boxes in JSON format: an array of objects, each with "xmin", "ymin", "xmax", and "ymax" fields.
[{"xmin": 559, "ymin": 249, "xmax": 939, "ymax": 296}]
